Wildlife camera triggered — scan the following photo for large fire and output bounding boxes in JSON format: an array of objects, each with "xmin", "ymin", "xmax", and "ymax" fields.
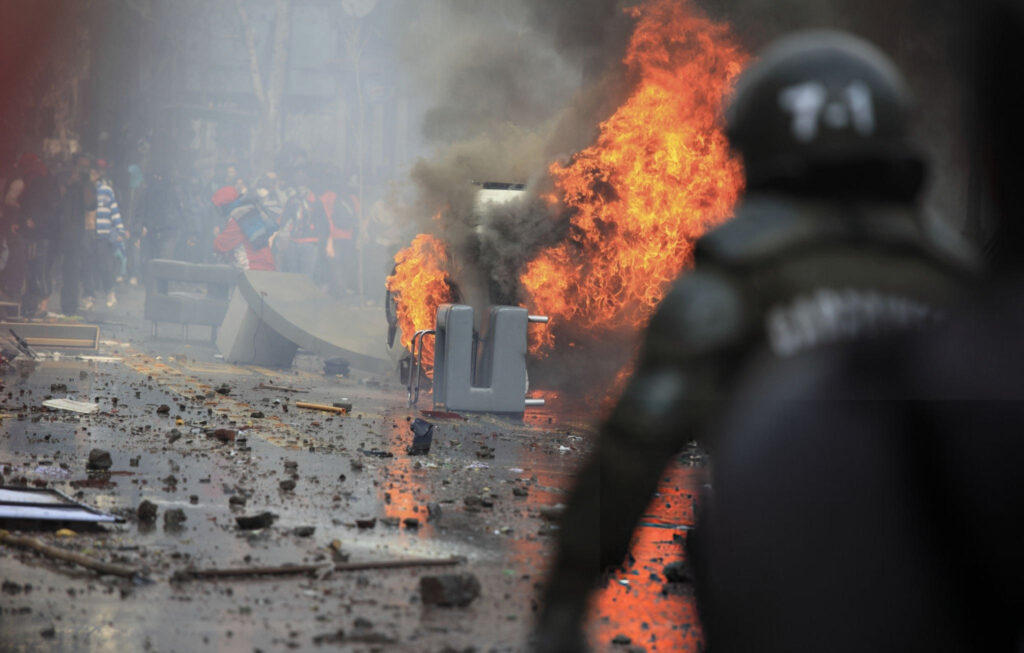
[
  {"xmin": 385, "ymin": 233, "xmax": 454, "ymax": 368},
  {"xmin": 520, "ymin": 0, "xmax": 747, "ymax": 354},
  {"xmin": 388, "ymin": 0, "xmax": 747, "ymax": 384}
]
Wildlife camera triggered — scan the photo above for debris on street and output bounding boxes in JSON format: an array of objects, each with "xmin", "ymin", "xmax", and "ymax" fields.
[
  {"xmin": 420, "ymin": 573, "xmax": 482, "ymax": 607},
  {"xmin": 41, "ymin": 398, "xmax": 100, "ymax": 414}
]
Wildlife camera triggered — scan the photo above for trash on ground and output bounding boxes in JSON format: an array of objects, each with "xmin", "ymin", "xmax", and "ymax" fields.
[
  {"xmin": 323, "ymin": 357, "xmax": 350, "ymax": 377},
  {"xmin": 86, "ymin": 449, "xmax": 112, "ymax": 471},
  {"xmin": 42, "ymin": 399, "xmax": 100, "ymax": 414},
  {"xmin": 295, "ymin": 401, "xmax": 349, "ymax": 415},
  {"xmin": 0, "ymin": 487, "xmax": 120, "ymax": 523},
  {"xmin": 235, "ymin": 512, "xmax": 276, "ymax": 530},
  {"xmin": 407, "ymin": 418, "xmax": 434, "ymax": 455}
]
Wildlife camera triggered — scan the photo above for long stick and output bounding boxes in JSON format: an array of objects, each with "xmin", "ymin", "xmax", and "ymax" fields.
[
  {"xmin": 0, "ymin": 530, "xmax": 139, "ymax": 579},
  {"xmin": 294, "ymin": 401, "xmax": 348, "ymax": 415},
  {"xmin": 332, "ymin": 556, "xmax": 463, "ymax": 572},
  {"xmin": 173, "ymin": 563, "xmax": 324, "ymax": 582},
  {"xmin": 256, "ymin": 383, "xmax": 309, "ymax": 394},
  {"xmin": 173, "ymin": 556, "xmax": 464, "ymax": 582}
]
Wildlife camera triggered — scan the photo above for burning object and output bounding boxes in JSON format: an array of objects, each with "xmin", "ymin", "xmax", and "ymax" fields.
[
  {"xmin": 408, "ymin": 304, "xmax": 547, "ymax": 414},
  {"xmin": 387, "ymin": 0, "xmax": 747, "ymax": 402}
]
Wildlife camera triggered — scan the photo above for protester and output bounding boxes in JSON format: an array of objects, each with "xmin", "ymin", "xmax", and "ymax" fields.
[
  {"xmin": 276, "ymin": 169, "xmax": 332, "ymax": 281},
  {"xmin": 19, "ymin": 153, "xmax": 61, "ymax": 316},
  {"xmin": 91, "ymin": 160, "xmax": 126, "ymax": 308},
  {"xmin": 212, "ymin": 176, "xmax": 280, "ymax": 271},
  {"xmin": 137, "ymin": 169, "xmax": 183, "ymax": 271},
  {"xmin": 58, "ymin": 155, "xmax": 98, "ymax": 316}
]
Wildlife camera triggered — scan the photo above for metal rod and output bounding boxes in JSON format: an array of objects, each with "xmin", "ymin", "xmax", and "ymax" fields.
[
  {"xmin": 524, "ymin": 398, "xmax": 546, "ymax": 407},
  {"xmin": 408, "ymin": 330, "xmax": 435, "ymax": 407},
  {"xmin": 527, "ymin": 315, "xmax": 550, "ymax": 324}
]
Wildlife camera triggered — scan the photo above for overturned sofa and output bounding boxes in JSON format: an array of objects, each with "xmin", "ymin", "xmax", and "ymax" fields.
[{"xmin": 145, "ymin": 260, "xmax": 240, "ymax": 340}]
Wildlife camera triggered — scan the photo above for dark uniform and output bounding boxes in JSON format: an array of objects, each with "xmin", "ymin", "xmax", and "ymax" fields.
[
  {"xmin": 692, "ymin": 7, "xmax": 1024, "ymax": 652},
  {"xmin": 534, "ymin": 31, "xmax": 980, "ymax": 651}
]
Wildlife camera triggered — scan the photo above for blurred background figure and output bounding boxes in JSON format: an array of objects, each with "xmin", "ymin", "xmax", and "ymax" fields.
[
  {"xmin": 275, "ymin": 168, "xmax": 333, "ymax": 282},
  {"xmin": 535, "ymin": 30, "xmax": 980, "ymax": 652},
  {"xmin": 12, "ymin": 153, "xmax": 60, "ymax": 316},
  {"xmin": 58, "ymin": 154, "xmax": 99, "ymax": 316},
  {"xmin": 690, "ymin": 3, "xmax": 1024, "ymax": 651}
]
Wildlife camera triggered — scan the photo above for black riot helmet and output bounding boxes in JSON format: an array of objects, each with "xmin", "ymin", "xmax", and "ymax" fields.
[{"xmin": 726, "ymin": 31, "xmax": 924, "ymax": 201}]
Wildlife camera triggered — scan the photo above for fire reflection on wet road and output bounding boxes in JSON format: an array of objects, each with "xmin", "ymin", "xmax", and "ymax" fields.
[{"xmin": 588, "ymin": 463, "xmax": 706, "ymax": 651}]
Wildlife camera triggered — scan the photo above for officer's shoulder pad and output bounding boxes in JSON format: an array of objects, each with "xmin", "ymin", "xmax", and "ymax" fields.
[
  {"xmin": 646, "ymin": 269, "xmax": 747, "ymax": 357},
  {"xmin": 917, "ymin": 212, "xmax": 982, "ymax": 274},
  {"xmin": 696, "ymin": 196, "xmax": 827, "ymax": 265}
]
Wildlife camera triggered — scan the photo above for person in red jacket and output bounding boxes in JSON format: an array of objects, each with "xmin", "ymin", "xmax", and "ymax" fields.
[{"xmin": 212, "ymin": 179, "xmax": 280, "ymax": 271}]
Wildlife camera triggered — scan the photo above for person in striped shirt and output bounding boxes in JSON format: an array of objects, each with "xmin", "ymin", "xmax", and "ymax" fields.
[{"xmin": 86, "ymin": 160, "xmax": 126, "ymax": 309}]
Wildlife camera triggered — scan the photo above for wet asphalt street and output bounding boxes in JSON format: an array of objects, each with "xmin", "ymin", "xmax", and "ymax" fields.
[{"xmin": 0, "ymin": 285, "xmax": 702, "ymax": 652}]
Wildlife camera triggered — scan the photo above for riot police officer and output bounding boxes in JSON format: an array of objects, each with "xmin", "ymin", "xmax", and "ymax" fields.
[
  {"xmin": 534, "ymin": 30, "xmax": 980, "ymax": 651},
  {"xmin": 690, "ymin": 5, "xmax": 1024, "ymax": 651}
]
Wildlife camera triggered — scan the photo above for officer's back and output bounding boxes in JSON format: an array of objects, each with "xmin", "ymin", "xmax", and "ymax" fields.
[{"xmin": 534, "ymin": 30, "xmax": 979, "ymax": 652}]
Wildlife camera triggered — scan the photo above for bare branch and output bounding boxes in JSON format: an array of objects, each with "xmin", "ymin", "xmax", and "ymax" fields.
[{"xmin": 266, "ymin": 0, "xmax": 291, "ymax": 116}]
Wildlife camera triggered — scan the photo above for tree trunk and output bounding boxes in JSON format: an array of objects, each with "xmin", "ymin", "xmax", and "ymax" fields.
[{"xmin": 235, "ymin": 0, "xmax": 291, "ymax": 172}]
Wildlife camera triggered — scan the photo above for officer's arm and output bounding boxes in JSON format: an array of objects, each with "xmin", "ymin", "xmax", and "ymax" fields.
[{"xmin": 535, "ymin": 270, "xmax": 747, "ymax": 651}]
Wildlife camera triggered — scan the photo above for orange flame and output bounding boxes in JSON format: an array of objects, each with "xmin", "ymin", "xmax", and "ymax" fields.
[
  {"xmin": 521, "ymin": 0, "xmax": 747, "ymax": 354},
  {"xmin": 385, "ymin": 233, "xmax": 454, "ymax": 368}
]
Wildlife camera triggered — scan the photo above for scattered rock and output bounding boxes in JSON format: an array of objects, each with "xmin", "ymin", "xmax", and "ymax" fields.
[
  {"xmin": 229, "ymin": 495, "xmax": 247, "ymax": 508},
  {"xmin": 166, "ymin": 429, "xmax": 182, "ymax": 443},
  {"xmin": 129, "ymin": 456, "xmax": 140, "ymax": 467},
  {"xmin": 663, "ymin": 561, "xmax": 693, "ymax": 584},
  {"xmin": 403, "ymin": 517, "xmax": 420, "ymax": 529},
  {"xmin": 512, "ymin": 487, "xmax": 529, "ymax": 497},
  {"xmin": 156, "ymin": 404, "xmax": 171, "ymax": 415},
  {"xmin": 356, "ymin": 518, "xmax": 376, "ymax": 529},
  {"xmin": 210, "ymin": 429, "xmax": 237, "ymax": 444},
  {"xmin": 250, "ymin": 411, "xmax": 264, "ymax": 419},
  {"xmin": 39, "ymin": 625, "xmax": 56, "ymax": 639},
  {"xmin": 279, "ymin": 478, "xmax": 296, "ymax": 492},
  {"xmin": 86, "ymin": 449, "xmax": 112, "ymax": 471},
  {"xmin": 215, "ymin": 384, "xmax": 232, "ymax": 395},
  {"xmin": 137, "ymin": 500, "xmax": 158, "ymax": 523},
  {"xmin": 293, "ymin": 526, "xmax": 315, "ymax": 537},
  {"xmin": 49, "ymin": 383, "xmax": 67, "ymax": 393},
  {"xmin": 612, "ymin": 634, "xmax": 632, "ymax": 646},
  {"xmin": 427, "ymin": 502, "xmax": 442, "ymax": 521},
  {"xmin": 419, "ymin": 573, "xmax": 481, "ymax": 607},
  {"xmin": 2, "ymin": 580, "xmax": 24, "ymax": 595},
  {"xmin": 236, "ymin": 512, "xmax": 276, "ymax": 530},
  {"xmin": 163, "ymin": 508, "xmax": 187, "ymax": 529}
]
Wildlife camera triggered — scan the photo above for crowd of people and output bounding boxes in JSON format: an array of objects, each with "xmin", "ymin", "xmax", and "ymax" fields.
[{"xmin": 0, "ymin": 149, "xmax": 365, "ymax": 318}]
